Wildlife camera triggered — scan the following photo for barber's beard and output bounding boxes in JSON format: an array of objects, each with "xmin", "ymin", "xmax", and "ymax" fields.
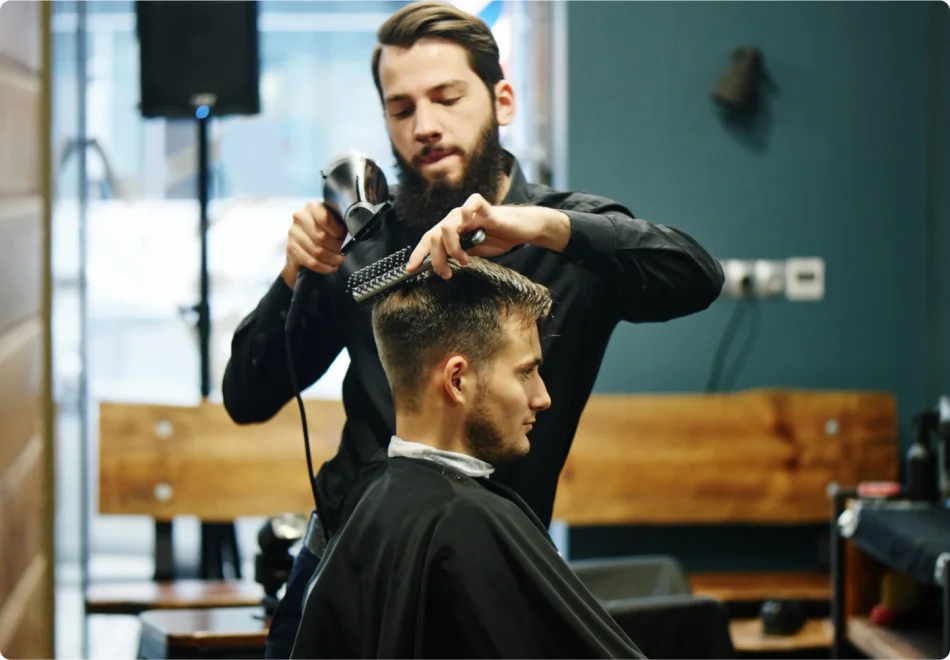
[
  {"xmin": 462, "ymin": 386, "xmax": 528, "ymax": 467},
  {"xmin": 392, "ymin": 118, "xmax": 508, "ymax": 234}
]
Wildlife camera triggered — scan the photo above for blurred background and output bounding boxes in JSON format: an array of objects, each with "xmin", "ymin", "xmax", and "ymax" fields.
[{"xmin": 0, "ymin": 0, "xmax": 948, "ymax": 658}]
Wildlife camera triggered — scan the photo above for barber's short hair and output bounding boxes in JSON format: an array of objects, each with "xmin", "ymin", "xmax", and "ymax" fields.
[
  {"xmin": 372, "ymin": 257, "xmax": 552, "ymax": 413},
  {"xmin": 372, "ymin": 1, "xmax": 505, "ymax": 102}
]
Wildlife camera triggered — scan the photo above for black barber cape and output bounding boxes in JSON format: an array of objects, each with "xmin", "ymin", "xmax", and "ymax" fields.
[{"xmin": 290, "ymin": 452, "xmax": 645, "ymax": 659}]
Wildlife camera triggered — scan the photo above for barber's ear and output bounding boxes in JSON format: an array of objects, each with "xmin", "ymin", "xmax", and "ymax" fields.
[
  {"xmin": 493, "ymin": 80, "xmax": 514, "ymax": 127},
  {"xmin": 443, "ymin": 356, "xmax": 476, "ymax": 405}
]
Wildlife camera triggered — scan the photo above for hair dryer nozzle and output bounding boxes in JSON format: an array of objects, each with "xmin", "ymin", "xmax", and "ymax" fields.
[{"xmin": 322, "ymin": 149, "xmax": 390, "ymax": 242}]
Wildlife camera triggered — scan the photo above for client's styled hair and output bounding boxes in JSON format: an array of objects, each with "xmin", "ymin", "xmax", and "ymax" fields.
[{"xmin": 372, "ymin": 257, "xmax": 552, "ymax": 413}]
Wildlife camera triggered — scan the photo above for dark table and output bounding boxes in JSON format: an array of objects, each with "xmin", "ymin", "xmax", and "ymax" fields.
[{"xmin": 137, "ymin": 606, "xmax": 269, "ymax": 659}]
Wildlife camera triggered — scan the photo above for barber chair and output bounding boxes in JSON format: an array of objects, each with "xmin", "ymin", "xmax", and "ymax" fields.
[{"xmin": 570, "ymin": 555, "xmax": 735, "ymax": 659}]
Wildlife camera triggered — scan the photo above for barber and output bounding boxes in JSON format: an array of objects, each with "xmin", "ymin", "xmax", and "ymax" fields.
[{"xmin": 222, "ymin": 2, "xmax": 724, "ymax": 658}]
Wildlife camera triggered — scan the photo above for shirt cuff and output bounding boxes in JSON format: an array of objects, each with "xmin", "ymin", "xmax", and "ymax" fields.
[
  {"xmin": 259, "ymin": 274, "xmax": 294, "ymax": 324},
  {"xmin": 560, "ymin": 211, "xmax": 618, "ymax": 264}
]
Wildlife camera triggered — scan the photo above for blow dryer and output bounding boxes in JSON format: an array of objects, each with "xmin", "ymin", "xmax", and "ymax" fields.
[
  {"xmin": 284, "ymin": 150, "xmax": 392, "ymax": 512},
  {"xmin": 286, "ymin": 150, "xmax": 392, "ymax": 333}
]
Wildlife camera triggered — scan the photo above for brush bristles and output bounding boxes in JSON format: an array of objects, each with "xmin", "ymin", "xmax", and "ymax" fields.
[{"xmin": 347, "ymin": 247, "xmax": 435, "ymax": 303}]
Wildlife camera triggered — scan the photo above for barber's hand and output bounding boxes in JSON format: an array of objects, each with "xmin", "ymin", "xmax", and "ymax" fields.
[
  {"xmin": 281, "ymin": 201, "xmax": 348, "ymax": 288},
  {"xmin": 406, "ymin": 194, "xmax": 550, "ymax": 279}
]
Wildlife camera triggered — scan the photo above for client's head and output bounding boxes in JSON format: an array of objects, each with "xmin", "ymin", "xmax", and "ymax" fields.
[{"xmin": 371, "ymin": 257, "xmax": 553, "ymax": 466}]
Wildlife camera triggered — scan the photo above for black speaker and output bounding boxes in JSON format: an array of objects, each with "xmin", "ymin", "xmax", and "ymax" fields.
[{"xmin": 136, "ymin": 1, "xmax": 260, "ymax": 118}]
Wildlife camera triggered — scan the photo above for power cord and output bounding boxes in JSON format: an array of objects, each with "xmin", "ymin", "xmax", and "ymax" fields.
[
  {"xmin": 705, "ymin": 276, "xmax": 760, "ymax": 392},
  {"xmin": 284, "ymin": 288, "xmax": 320, "ymax": 511},
  {"xmin": 719, "ymin": 298, "xmax": 760, "ymax": 390}
]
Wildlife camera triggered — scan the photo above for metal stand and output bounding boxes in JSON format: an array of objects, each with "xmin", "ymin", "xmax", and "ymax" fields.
[
  {"xmin": 76, "ymin": 3, "xmax": 91, "ymax": 656},
  {"xmin": 152, "ymin": 111, "xmax": 241, "ymax": 581},
  {"xmin": 829, "ymin": 482, "xmax": 857, "ymax": 658},
  {"xmin": 944, "ymin": 567, "xmax": 950, "ymax": 658},
  {"xmin": 197, "ymin": 115, "xmax": 211, "ymax": 398},
  {"xmin": 153, "ymin": 521, "xmax": 174, "ymax": 581}
]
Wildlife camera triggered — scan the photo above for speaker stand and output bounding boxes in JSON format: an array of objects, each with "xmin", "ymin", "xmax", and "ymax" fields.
[
  {"xmin": 197, "ymin": 112, "xmax": 242, "ymax": 580},
  {"xmin": 197, "ymin": 114, "xmax": 212, "ymax": 400},
  {"xmin": 153, "ymin": 111, "xmax": 243, "ymax": 582}
]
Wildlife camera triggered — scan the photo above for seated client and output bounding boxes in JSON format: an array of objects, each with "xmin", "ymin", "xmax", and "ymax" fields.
[{"xmin": 291, "ymin": 257, "xmax": 645, "ymax": 659}]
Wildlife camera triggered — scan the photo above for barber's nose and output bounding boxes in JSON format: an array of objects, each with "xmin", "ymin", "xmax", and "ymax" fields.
[{"xmin": 413, "ymin": 105, "xmax": 440, "ymax": 144}]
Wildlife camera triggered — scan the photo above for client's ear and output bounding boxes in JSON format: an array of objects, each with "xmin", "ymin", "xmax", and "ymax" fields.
[{"xmin": 442, "ymin": 355, "xmax": 477, "ymax": 406}]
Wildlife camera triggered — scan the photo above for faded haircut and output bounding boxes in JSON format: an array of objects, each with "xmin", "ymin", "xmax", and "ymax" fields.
[
  {"xmin": 371, "ymin": 1, "xmax": 505, "ymax": 103},
  {"xmin": 371, "ymin": 257, "xmax": 552, "ymax": 413}
]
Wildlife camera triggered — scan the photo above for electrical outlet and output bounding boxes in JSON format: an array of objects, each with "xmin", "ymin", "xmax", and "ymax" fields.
[
  {"xmin": 720, "ymin": 259, "xmax": 755, "ymax": 298},
  {"xmin": 752, "ymin": 260, "xmax": 786, "ymax": 298},
  {"xmin": 720, "ymin": 257, "xmax": 826, "ymax": 300},
  {"xmin": 786, "ymin": 257, "xmax": 825, "ymax": 301}
]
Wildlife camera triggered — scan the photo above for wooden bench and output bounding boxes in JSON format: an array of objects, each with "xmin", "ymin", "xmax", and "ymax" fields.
[{"xmin": 97, "ymin": 388, "xmax": 898, "ymax": 652}]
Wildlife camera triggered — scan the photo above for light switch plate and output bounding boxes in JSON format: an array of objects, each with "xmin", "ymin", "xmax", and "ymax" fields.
[{"xmin": 785, "ymin": 257, "xmax": 825, "ymax": 301}]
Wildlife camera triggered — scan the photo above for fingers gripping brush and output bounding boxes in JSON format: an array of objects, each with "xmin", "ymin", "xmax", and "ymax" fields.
[{"xmin": 347, "ymin": 230, "xmax": 487, "ymax": 303}]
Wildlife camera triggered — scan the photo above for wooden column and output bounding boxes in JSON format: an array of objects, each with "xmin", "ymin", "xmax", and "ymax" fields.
[{"xmin": 0, "ymin": 0, "xmax": 54, "ymax": 657}]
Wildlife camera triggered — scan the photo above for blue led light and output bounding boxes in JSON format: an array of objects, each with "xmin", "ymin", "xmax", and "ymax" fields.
[{"xmin": 195, "ymin": 105, "xmax": 210, "ymax": 119}]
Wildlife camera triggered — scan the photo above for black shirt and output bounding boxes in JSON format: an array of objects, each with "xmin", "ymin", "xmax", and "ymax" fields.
[{"xmin": 222, "ymin": 155, "xmax": 724, "ymax": 534}]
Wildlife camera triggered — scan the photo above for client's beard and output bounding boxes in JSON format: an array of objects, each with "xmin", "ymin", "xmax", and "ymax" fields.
[
  {"xmin": 392, "ymin": 118, "xmax": 508, "ymax": 234},
  {"xmin": 462, "ymin": 385, "xmax": 529, "ymax": 467}
]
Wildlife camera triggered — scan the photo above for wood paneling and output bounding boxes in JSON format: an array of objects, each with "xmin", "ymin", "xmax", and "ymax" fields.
[
  {"xmin": 98, "ymin": 389, "xmax": 898, "ymax": 525},
  {"xmin": 0, "ymin": 0, "xmax": 42, "ymax": 72},
  {"xmin": 0, "ymin": 0, "xmax": 51, "ymax": 657},
  {"xmin": 0, "ymin": 197, "xmax": 43, "ymax": 333},
  {"xmin": 0, "ymin": 554, "xmax": 47, "ymax": 660},
  {"xmin": 553, "ymin": 389, "xmax": 898, "ymax": 524},
  {"xmin": 98, "ymin": 399, "xmax": 346, "ymax": 520},
  {"xmin": 0, "ymin": 319, "xmax": 42, "ymax": 478},
  {"xmin": 0, "ymin": 65, "xmax": 41, "ymax": 196},
  {"xmin": 0, "ymin": 435, "xmax": 45, "ymax": 618}
]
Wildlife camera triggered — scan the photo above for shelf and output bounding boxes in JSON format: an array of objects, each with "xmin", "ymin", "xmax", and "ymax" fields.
[{"xmin": 847, "ymin": 616, "xmax": 944, "ymax": 659}]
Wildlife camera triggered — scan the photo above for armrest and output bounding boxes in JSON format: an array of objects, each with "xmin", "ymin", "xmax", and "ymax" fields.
[
  {"xmin": 569, "ymin": 554, "xmax": 691, "ymax": 600},
  {"xmin": 603, "ymin": 595, "xmax": 735, "ymax": 660}
]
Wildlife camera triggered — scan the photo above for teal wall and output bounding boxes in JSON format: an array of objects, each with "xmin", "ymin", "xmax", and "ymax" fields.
[
  {"xmin": 564, "ymin": 0, "xmax": 948, "ymax": 567},
  {"xmin": 932, "ymin": 2, "xmax": 950, "ymax": 400}
]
